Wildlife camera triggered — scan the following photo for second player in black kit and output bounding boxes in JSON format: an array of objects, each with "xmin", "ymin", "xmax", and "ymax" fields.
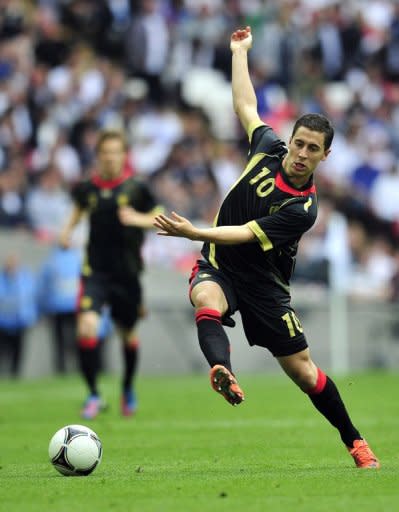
[
  {"xmin": 60, "ymin": 129, "xmax": 161, "ymax": 419},
  {"xmin": 72, "ymin": 167, "xmax": 155, "ymax": 328},
  {"xmin": 154, "ymin": 26, "xmax": 380, "ymax": 469}
]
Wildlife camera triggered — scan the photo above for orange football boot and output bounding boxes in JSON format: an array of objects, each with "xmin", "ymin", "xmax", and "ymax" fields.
[{"xmin": 209, "ymin": 365, "xmax": 245, "ymax": 406}]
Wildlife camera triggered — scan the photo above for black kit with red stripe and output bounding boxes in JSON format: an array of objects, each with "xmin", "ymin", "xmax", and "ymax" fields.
[
  {"xmin": 71, "ymin": 166, "xmax": 157, "ymax": 277},
  {"xmin": 201, "ymin": 123, "xmax": 318, "ymax": 291}
]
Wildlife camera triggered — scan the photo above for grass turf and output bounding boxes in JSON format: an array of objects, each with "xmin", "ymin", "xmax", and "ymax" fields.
[{"xmin": 0, "ymin": 371, "xmax": 398, "ymax": 512}]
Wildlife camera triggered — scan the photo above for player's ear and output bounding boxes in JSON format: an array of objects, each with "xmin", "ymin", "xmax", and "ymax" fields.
[{"xmin": 321, "ymin": 148, "xmax": 331, "ymax": 161}]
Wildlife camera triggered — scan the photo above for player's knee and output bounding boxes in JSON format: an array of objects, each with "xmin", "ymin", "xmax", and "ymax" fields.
[
  {"xmin": 193, "ymin": 290, "xmax": 212, "ymax": 309},
  {"xmin": 282, "ymin": 359, "xmax": 317, "ymax": 391},
  {"xmin": 193, "ymin": 290, "xmax": 225, "ymax": 312},
  {"xmin": 77, "ymin": 314, "xmax": 98, "ymax": 339},
  {"xmin": 294, "ymin": 366, "xmax": 318, "ymax": 392}
]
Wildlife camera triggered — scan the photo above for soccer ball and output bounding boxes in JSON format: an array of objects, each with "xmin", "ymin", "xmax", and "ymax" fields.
[{"xmin": 48, "ymin": 424, "xmax": 102, "ymax": 476}]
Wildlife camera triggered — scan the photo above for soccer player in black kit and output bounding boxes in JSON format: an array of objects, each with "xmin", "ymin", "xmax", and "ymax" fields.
[
  {"xmin": 153, "ymin": 27, "xmax": 380, "ymax": 468},
  {"xmin": 60, "ymin": 130, "xmax": 162, "ymax": 419}
]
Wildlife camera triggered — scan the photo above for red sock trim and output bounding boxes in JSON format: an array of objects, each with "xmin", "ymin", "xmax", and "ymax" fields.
[
  {"xmin": 78, "ymin": 337, "xmax": 98, "ymax": 349},
  {"xmin": 195, "ymin": 307, "xmax": 221, "ymax": 324},
  {"xmin": 308, "ymin": 368, "xmax": 327, "ymax": 395}
]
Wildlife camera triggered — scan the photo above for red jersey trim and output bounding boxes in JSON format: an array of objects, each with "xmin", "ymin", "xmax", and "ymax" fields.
[
  {"xmin": 91, "ymin": 164, "xmax": 132, "ymax": 189},
  {"xmin": 275, "ymin": 172, "xmax": 316, "ymax": 196}
]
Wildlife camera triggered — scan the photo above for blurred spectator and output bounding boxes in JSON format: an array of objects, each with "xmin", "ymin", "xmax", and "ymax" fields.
[
  {"xmin": 369, "ymin": 162, "xmax": 399, "ymax": 224},
  {"xmin": 0, "ymin": 155, "xmax": 27, "ymax": 227},
  {"xmin": 34, "ymin": 5, "xmax": 73, "ymax": 68},
  {"xmin": 37, "ymin": 244, "xmax": 81, "ymax": 374},
  {"xmin": 124, "ymin": 0, "xmax": 170, "ymax": 104},
  {"xmin": 295, "ymin": 198, "xmax": 352, "ymax": 290},
  {"xmin": 25, "ymin": 165, "xmax": 72, "ymax": 242},
  {"xmin": 0, "ymin": 253, "xmax": 37, "ymax": 377},
  {"xmin": 347, "ymin": 233, "xmax": 397, "ymax": 302}
]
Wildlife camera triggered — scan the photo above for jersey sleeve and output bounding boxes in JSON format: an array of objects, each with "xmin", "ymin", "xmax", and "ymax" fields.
[
  {"xmin": 70, "ymin": 181, "xmax": 89, "ymax": 209},
  {"xmin": 247, "ymin": 122, "xmax": 287, "ymax": 159},
  {"xmin": 246, "ymin": 198, "xmax": 316, "ymax": 251}
]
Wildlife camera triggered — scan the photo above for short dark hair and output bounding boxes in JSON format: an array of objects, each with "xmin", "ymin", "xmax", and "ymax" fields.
[
  {"xmin": 96, "ymin": 130, "xmax": 128, "ymax": 153},
  {"xmin": 291, "ymin": 113, "xmax": 334, "ymax": 150}
]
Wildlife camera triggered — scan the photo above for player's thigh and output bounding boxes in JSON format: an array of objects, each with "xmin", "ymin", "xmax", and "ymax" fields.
[
  {"xmin": 77, "ymin": 274, "xmax": 107, "ymax": 338},
  {"xmin": 78, "ymin": 274, "xmax": 107, "ymax": 315},
  {"xmin": 189, "ymin": 260, "xmax": 236, "ymax": 315},
  {"xmin": 109, "ymin": 276, "xmax": 142, "ymax": 330},
  {"xmin": 190, "ymin": 281, "xmax": 229, "ymax": 313}
]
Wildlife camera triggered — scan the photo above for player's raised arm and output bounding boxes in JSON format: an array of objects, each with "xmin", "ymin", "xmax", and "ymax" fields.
[
  {"xmin": 231, "ymin": 26, "xmax": 262, "ymax": 134},
  {"xmin": 154, "ymin": 212, "xmax": 256, "ymax": 245}
]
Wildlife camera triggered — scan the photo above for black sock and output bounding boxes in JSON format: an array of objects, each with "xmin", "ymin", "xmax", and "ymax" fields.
[
  {"xmin": 308, "ymin": 370, "xmax": 361, "ymax": 447},
  {"xmin": 78, "ymin": 338, "xmax": 100, "ymax": 396},
  {"xmin": 122, "ymin": 340, "xmax": 139, "ymax": 392},
  {"xmin": 195, "ymin": 308, "xmax": 232, "ymax": 371}
]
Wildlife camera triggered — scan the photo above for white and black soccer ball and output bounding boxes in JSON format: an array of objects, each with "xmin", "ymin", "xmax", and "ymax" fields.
[{"xmin": 48, "ymin": 424, "xmax": 102, "ymax": 476}]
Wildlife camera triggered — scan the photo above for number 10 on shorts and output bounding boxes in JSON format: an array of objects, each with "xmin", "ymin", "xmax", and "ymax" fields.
[{"xmin": 282, "ymin": 312, "xmax": 303, "ymax": 337}]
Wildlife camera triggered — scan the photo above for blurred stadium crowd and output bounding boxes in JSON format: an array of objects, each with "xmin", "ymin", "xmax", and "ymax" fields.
[{"xmin": 0, "ymin": 0, "xmax": 399, "ymax": 309}]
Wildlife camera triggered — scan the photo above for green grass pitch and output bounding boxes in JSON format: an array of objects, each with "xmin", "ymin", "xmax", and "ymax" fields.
[{"xmin": 1, "ymin": 371, "xmax": 398, "ymax": 512}]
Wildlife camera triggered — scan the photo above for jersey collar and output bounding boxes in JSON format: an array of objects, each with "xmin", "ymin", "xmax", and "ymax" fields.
[
  {"xmin": 276, "ymin": 168, "xmax": 316, "ymax": 196},
  {"xmin": 91, "ymin": 164, "xmax": 132, "ymax": 189}
]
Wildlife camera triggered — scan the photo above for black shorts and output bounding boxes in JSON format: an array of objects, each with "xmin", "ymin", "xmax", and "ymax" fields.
[
  {"xmin": 189, "ymin": 260, "xmax": 308, "ymax": 357},
  {"xmin": 78, "ymin": 272, "xmax": 142, "ymax": 329}
]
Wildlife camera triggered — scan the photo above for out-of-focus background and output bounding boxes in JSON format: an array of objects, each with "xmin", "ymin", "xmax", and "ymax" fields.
[{"xmin": 0, "ymin": 0, "xmax": 398, "ymax": 379}]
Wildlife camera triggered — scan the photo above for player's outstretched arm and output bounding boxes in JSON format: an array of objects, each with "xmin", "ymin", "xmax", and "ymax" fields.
[
  {"xmin": 154, "ymin": 212, "xmax": 256, "ymax": 245},
  {"xmin": 231, "ymin": 26, "xmax": 261, "ymax": 134}
]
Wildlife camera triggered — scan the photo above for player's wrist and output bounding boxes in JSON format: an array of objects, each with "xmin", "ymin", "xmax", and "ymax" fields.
[
  {"xmin": 231, "ymin": 46, "xmax": 250, "ymax": 55},
  {"xmin": 190, "ymin": 228, "xmax": 203, "ymax": 241}
]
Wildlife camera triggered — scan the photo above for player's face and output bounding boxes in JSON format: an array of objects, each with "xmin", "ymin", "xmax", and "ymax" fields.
[
  {"xmin": 97, "ymin": 138, "xmax": 126, "ymax": 179},
  {"xmin": 283, "ymin": 127, "xmax": 330, "ymax": 186}
]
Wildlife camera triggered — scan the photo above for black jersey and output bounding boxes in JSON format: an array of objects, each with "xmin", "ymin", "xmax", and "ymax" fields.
[
  {"xmin": 72, "ymin": 168, "xmax": 157, "ymax": 277},
  {"xmin": 201, "ymin": 121, "xmax": 318, "ymax": 289}
]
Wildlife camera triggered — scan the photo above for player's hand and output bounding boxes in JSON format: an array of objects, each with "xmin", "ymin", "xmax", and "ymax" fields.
[
  {"xmin": 230, "ymin": 26, "xmax": 252, "ymax": 52},
  {"xmin": 154, "ymin": 211, "xmax": 197, "ymax": 239}
]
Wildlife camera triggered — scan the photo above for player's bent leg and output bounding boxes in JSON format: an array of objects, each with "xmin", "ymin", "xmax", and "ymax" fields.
[
  {"xmin": 77, "ymin": 312, "xmax": 106, "ymax": 419},
  {"xmin": 277, "ymin": 349, "xmax": 380, "ymax": 468},
  {"xmin": 190, "ymin": 281, "xmax": 243, "ymax": 403},
  {"xmin": 191, "ymin": 281, "xmax": 232, "ymax": 370}
]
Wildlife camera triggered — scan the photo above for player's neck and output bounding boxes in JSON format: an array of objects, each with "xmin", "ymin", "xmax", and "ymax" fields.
[{"xmin": 281, "ymin": 165, "xmax": 312, "ymax": 189}]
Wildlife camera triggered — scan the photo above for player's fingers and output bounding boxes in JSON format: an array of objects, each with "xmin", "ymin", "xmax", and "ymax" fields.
[
  {"xmin": 157, "ymin": 213, "xmax": 173, "ymax": 223},
  {"xmin": 171, "ymin": 211, "xmax": 183, "ymax": 221},
  {"xmin": 154, "ymin": 217, "xmax": 177, "ymax": 233},
  {"xmin": 153, "ymin": 217, "xmax": 164, "ymax": 228},
  {"xmin": 155, "ymin": 215, "xmax": 173, "ymax": 228},
  {"xmin": 154, "ymin": 214, "xmax": 168, "ymax": 226}
]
